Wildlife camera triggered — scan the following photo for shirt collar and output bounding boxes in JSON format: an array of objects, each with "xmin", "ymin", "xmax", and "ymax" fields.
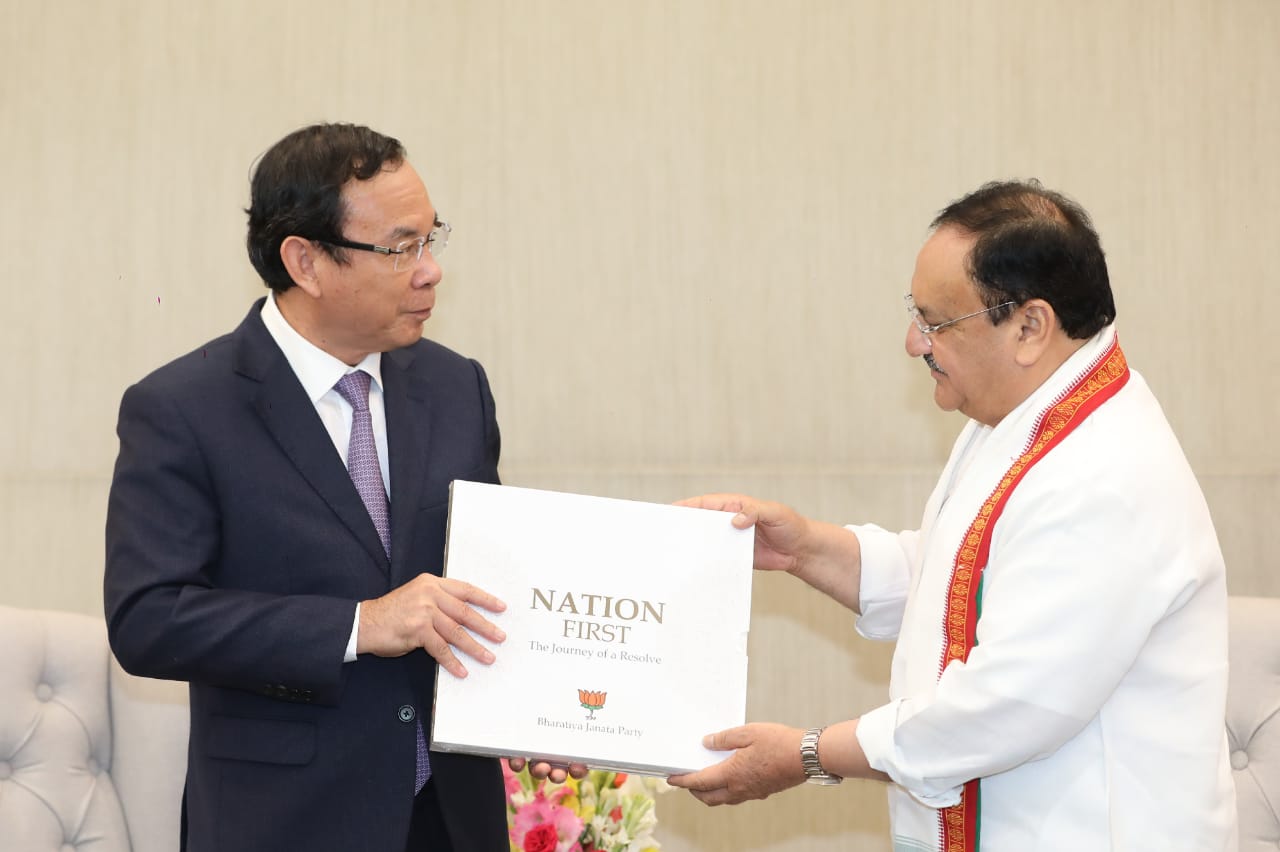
[{"xmin": 260, "ymin": 291, "xmax": 383, "ymax": 403}]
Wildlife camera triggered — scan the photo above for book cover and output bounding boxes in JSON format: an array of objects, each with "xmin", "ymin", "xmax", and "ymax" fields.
[{"xmin": 430, "ymin": 481, "xmax": 753, "ymax": 776}]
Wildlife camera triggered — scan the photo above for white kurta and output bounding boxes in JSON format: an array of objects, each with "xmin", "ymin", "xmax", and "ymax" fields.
[{"xmin": 853, "ymin": 326, "xmax": 1237, "ymax": 852}]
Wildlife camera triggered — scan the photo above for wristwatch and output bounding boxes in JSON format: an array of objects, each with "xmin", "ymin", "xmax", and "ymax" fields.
[{"xmin": 800, "ymin": 726, "xmax": 843, "ymax": 785}]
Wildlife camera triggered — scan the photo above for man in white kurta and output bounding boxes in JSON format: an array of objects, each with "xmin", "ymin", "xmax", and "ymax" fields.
[
  {"xmin": 668, "ymin": 180, "xmax": 1236, "ymax": 851},
  {"xmin": 852, "ymin": 321, "xmax": 1236, "ymax": 850}
]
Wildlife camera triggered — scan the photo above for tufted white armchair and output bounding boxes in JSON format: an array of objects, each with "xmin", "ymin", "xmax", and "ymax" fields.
[
  {"xmin": 0, "ymin": 605, "xmax": 188, "ymax": 852},
  {"xmin": 1228, "ymin": 596, "xmax": 1280, "ymax": 851}
]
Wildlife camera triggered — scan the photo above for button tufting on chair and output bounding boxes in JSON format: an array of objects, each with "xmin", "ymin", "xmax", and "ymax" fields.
[
  {"xmin": 1226, "ymin": 596, "xmax": 1280, "ymax": 851},
  {"xmin": 0, "ymin": 605, "xmax": 189, "ymax": 852}
]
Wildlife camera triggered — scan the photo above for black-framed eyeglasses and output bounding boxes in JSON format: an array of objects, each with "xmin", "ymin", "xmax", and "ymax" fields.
[
  {"xmin": 322, "ymin": 218, "xmax": 451, "ymax": 272},
  {"xmin": 904, "ymin": 293, "xmax": 1016, "ymax": 336}
]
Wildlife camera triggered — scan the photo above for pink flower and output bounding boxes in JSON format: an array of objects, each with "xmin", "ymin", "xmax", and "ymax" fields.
[
  {"xmin": 501, "ymin": 761, "xmax": 524, "ymax": 798},
  {"xmin": 609, "ymin": 805, "xmax": 623, "ymax": 823},
  {"xmin": 510, "ymin": 791, "xmax": 584, "ymax": 852}
]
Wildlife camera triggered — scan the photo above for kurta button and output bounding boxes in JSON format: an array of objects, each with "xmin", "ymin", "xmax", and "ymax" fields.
[
  {"xmin": 1230, "ymin": 750, "xmax": 1249, "ymax": 770},
  {"xmin": 397, "ymin": 705, "xmax": 416, "ymax": 723}
]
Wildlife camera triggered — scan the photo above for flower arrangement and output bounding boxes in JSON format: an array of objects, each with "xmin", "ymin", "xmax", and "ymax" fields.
[{"xmin": 503, "ymin": 762, "xmax": 669, "ymax": 852}]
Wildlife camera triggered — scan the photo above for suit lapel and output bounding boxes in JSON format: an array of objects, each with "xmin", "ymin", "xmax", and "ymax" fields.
[
  {"xmin": 383, "ymin": 346, "xmax": 432, "ymax": 583},
  {"xmin": 234, "ymin": 303, "xmax": 391, "ymax": 574}
]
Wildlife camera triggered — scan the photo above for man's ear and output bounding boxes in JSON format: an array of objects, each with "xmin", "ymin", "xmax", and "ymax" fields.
[
  {"xmin": 280, "ymin": 236, "xmax": 324, "ymax": 299},
  {"xmin": 1013, "ymin": 299, "xmax": 1057, "ymax": 367}
]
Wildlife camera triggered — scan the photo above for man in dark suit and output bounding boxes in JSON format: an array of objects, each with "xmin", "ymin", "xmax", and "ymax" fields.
[{"xmin": 105, "ymin": 123, "xmax": 509, "ymax": 851}]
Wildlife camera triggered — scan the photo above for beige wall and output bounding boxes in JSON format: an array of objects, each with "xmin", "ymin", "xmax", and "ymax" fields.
[{"xmin": 2, "ymin": 1, "xmax": 1277, "ymax": 849}]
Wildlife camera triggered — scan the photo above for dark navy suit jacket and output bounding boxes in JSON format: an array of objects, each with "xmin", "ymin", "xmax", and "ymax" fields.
[{"xmin": 105, "ymin": 299, "xmax": 507, "ymax": 851}]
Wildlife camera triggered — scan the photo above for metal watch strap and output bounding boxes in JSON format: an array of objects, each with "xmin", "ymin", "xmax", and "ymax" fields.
[{"xmin": 800, "ymin": 726, "xmax": 843, "ymax": 785}]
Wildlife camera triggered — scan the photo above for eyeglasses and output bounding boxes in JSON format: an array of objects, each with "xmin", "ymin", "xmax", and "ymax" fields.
[
  {"xmin": 904, "ymin": 293, "xmax": 1016, "ymax": 336},
  {"xmin": 322, "ymin": 218, "xmax": 451, "ymax": 272}
]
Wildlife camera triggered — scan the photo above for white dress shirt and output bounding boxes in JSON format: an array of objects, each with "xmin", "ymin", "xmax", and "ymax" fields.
[{"xmin": 260, "ymin": 292, "xmax": 388, "ymax": 663}]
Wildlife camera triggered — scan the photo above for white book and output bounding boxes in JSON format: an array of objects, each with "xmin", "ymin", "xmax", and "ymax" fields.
[{"xmin": 430, "ymin": 481, "xmax": 753, "ymax": 776}]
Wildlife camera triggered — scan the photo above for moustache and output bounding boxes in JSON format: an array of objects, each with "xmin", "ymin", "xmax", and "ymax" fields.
[{"xmin": 924, "ymin": 353, "xmax": 946, "ymax": 376}]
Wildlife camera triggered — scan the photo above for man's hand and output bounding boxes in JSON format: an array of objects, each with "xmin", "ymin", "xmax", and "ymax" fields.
[
  {"xmin": 666, "ymin": 723, "xmax": 807, "ymax": 805},
  {"xmin": 358, "ymin": 573, "xmax": 506, "ymax": 677},
  {"xmin": 506, "ymin": 757, "xmax": 589, "ymax": 784},
  {"xmin": 678, "ymin": 493, "xmax": 864, "ymax": 611},
  {"xmin": 676, "ymin": 494, "xmax": 812, "ymax": 575}
]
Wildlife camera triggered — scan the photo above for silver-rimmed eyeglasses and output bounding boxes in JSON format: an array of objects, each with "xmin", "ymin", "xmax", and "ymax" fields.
[
  {"xmin": 904, "ymin": 293, "xmax": 1015, "ymax": 336},
  {"xmin": 323, "ymin": 218, "xmax": 451, "ymax": 272}
]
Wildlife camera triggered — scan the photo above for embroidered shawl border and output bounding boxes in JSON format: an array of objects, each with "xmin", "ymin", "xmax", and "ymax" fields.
[{"xmin": 936, "ymin": 338, "xmax": 1130, "ymax": 852}]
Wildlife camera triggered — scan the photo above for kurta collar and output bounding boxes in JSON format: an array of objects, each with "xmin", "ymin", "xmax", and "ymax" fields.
[{"xmin": 992, "ymin": 323, "xmax": 1117, "ymax": 441}]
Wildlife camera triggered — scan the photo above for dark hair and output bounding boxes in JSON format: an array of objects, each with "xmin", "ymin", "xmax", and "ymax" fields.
[
  {"xmin": 245, "ymin": 123, "xmax": 406, "ymax": 293},
  {"xmin": 931, "ymin": 179, "xmax": 1116, "ymax": 339}
]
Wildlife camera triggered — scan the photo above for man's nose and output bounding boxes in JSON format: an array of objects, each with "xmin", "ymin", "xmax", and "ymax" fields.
[
  {"xmin": 905, "ymin": 322, "xmax": 932, "ymax": 357},
  {"xmin": 411, "ymin": 252, "xmax": 442, "ymax": 288}
]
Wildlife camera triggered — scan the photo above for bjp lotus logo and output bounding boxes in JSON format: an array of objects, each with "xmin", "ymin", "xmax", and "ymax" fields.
[{"xmin": 578, "ymin": 689, "xmax": 606, "ymax": 720}]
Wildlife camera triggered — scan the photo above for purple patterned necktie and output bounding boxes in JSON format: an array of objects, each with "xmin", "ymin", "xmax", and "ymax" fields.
[
  {"xmin": 334, "ymin": 371, "xmax": 390, "ymax": 557},
  {"xmin": 334, "ymin": 371, "xmax": 431, "ymax": 793}
]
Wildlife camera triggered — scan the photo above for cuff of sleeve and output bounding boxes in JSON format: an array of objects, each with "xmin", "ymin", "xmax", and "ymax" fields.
[
  {"xmin": 857, "ymin": 702, "xmax": 962, "ymax": 809},
  {"xmin": 344, "ymin": 603, "xmax": 360, "ymax": 663},
  {"xmin": 849, "ymin": 524, "xmax": 910, "ymax": 641}
]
